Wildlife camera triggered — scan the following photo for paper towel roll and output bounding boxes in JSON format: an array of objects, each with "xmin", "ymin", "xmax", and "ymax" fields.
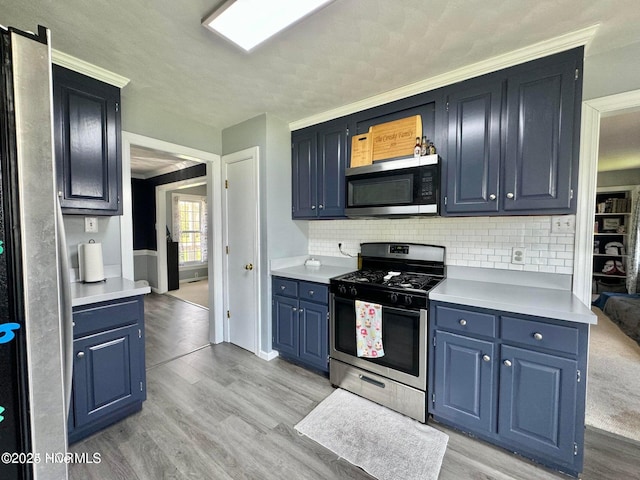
[{"xmin": 78, "ymin": 241, "xmax": 105, "ymax": 283}]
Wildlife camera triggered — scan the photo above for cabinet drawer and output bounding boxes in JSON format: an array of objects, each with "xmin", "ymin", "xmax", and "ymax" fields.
[
  {"xmin": 501, "ymin": 316, "xmax": 578, "ymax": 355},
  {"xmin": 435, "ymin": 305, "xmax": 497, "ymax": 338},
  {"xmin": 73, "ymin": 298, "xmax": 141, "ymax": 338},
  {"xmin": 273, "ymin": 277, "xmax": 298, "ymax": 298},
  {"xmin": 299, "ymin": 282, "xmax": 328, "ymax": 303}
]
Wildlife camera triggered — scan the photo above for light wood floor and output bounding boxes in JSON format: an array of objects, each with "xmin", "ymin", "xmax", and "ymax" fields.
[{"xmin": 70, "ymin": 294, "xmax": 640, "ymax": 480}]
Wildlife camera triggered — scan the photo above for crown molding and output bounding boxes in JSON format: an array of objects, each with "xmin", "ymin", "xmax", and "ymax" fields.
[
  {"xmin": 289, "ymin": 24, "xmax": 600, "ymax": 131},
  {"xmin": 51, "ymin": 49, "xmax": 130, "ymax": 88}
]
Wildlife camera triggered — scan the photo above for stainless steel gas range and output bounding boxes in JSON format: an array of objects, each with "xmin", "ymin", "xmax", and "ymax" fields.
[{"xmin": 329, "ymin": 242, "xmax": 445, "ymax": 423}]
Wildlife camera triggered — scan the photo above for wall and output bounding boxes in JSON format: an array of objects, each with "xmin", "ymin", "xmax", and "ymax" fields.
[
  {"xmin": 309, "ymin": 215, "xmax": 575, "ymax": 275},
  {"xmin": 131, "ymin": 165, "xmax": 207, "ymax": 288},
  {"xmin": 583, "ymin": 40, "xmax": 640, "ymax": 101},
  {"xmin": 63, "ymin": 215, "xmax": 122, "ymax": 280},
  {"xmin": 222, "ymin": 113, "xmax": 308, "ymax": 355},
  {"xmin": 597, "ymin": 168, "xmax": 640, "ymax": 188},
  {"xmin": 121, "ymin": 92, "xmax": 222, "ymax": 155}
]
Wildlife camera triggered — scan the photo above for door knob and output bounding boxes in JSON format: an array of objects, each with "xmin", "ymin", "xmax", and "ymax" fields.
[
  {"xmin": 459, "ymin": 319, "xmax": 467, "ymax": 326},
  {"xmin": 77, "ymin": 351, "xmax": 85, "ymax": 359},
  {"xmin": 489, "ymin": 194, "xmax": 496, "ymax": 201},
  {"xmin": 506, "ymin": 192, "xmax": 514, "ymax": 199},
  {"xmin": 244, "ymin": 263, "xmax": 253, "ymax": 270},
  {"xmin": 503, "ymin": 359, "xmax": 512, "ymax": 367},
  {"xmin": 482, "ymin": 354, "xmax": 491, "ymax": 362},
  {"xmin": 533, "ymin": 332, "xmax": 543, "ymax": 341}
]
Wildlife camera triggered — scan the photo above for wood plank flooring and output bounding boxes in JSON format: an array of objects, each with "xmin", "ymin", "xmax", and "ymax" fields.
[{"xmin": 70, "ymin": 294, "xmax": 640, "ymax": 480}]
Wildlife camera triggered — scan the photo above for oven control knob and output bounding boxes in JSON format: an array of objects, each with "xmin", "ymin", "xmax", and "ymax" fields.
[
  {"xmin": 349, "ymin": 286, "xmax": 358, "ymax": 296},
  {"xmin": 338, "ymin": 284, "xmax": 347, "ymax": 295},
  {"xmin": 390, "ymin": 293, "xmax": 398, "ymax": 303},
  {"xmin": 404, "ymin": 295, "xmax": 413, "ymax": 306}
]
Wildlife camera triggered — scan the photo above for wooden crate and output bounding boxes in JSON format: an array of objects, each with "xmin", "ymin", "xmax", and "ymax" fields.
[
  {"xmin": 350, "ymin": 131, "xmax": 372, "ymax": 167},
  {"xmin": 370, "ymin": 115, "xmax": 422, "ymax": 161}
]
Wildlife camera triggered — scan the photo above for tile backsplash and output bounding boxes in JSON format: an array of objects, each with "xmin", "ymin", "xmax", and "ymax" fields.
[{"xmin": 308, "ymin": 215, "xmax": 575, "ymax": 274}]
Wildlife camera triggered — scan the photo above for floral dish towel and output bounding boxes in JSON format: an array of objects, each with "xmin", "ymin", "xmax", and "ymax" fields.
[{"xmin": 355, "ymin": 300, "xmax": 384, "ymax": 358}]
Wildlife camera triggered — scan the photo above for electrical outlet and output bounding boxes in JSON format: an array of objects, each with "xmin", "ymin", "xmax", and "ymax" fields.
[
  {"xmin": 511, "ymin": 247, "xmax": 526, "ymax": 265},
  {"xmin": 84, "ymin": 217, "xmax": 98, "ymax": 233}
]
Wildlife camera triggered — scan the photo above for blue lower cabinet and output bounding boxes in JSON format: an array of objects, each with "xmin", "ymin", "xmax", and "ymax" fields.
[
  {"xmin": 499, "ymin": 345, "xmax": 578, "ymax": 466},
  {"xmin": 273, "ymin": 295, "xmax": 299, "ymax": 357},
  {"xmin": 432, "ymin": 331, "xmax": 495, "ymax": 433},
  {"xmin": 272, "ymin": 277, "xmax": 329, "ymax": 373},
  {"xmin": 69, "ymin": 296, "xmax": 146, "ymax": 444},
  {"xmin": 429, "ymin": 301, "xmax": 587, "ymax": 477}
]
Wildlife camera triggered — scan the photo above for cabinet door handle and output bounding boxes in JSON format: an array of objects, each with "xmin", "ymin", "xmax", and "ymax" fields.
[
  {"xmin": 280, "ymin": 285, "xmax": 286, "ymax": 290},
  {"xmin": 77, "ymin": 351, "xmax": 85, "ymax": 359},
  {"xmin": 503, "ymin": 359, "xmax": 512, "ymax": 367},
  {"xmin": 489, "ymin": 194, "xmax": 496, "ymax": 201},
  {"xmin": 292, "ymin": 307, "xmax": 297, "ymax": 312},
  {"xmin": 533, "ymin": 332, "xmax": 543, "ymax": 341},
  {"xmin": 482, "ymin": 354, "xmax": 491, "ymax": 362},
  {"xmin": 459, "ymin": 319, "xmax": 467, "ymax": 326},
  {"xmin": 311, "ymin": 205, "xmax": 316, "ymax": 210},
  {"xmin": 298, "ymin": 308, "xmax": 304, "ymax": 313},
  {"xmin": 506, "ymin": 192, "xmax": 514, "ymax": 199},
  {"xmin": 308, "ymin": 290, "xmax": 314, "ymax": 296}
]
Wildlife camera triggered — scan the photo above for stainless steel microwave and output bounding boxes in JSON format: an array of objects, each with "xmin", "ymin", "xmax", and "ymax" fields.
[{"xmin": 344, "ymin": 154, "xmax": 440, "ymax": 217}]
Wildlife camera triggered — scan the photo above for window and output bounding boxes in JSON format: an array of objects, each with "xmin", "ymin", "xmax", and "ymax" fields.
[{"xmin": 172, "ymin": 193, "xmax": 207, "ymax": 266}]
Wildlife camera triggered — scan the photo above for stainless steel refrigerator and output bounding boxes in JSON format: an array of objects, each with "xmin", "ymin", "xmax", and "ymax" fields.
[{"xmin": 0, "ymin": 25, "xmax": 72, "ymax": 480}]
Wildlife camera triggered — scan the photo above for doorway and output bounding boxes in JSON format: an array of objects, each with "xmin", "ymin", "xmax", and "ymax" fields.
[{"xmin": 120, "ymin": 132, "xmax": 224, "ymax": 344}]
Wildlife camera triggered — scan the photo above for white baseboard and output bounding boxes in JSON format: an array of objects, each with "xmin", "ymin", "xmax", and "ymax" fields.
[
  {"xmin": 259, "ymin": 350, "xmax": 279, "ymax": 361},
  {"xmin": 179, "ymin": 276, "xmax": 208, "ymax": 284}
]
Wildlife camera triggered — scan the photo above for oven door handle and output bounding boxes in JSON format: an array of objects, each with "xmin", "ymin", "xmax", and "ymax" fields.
[{"xmin": 359, "ymin": 374, "xmax": 386, "ymax": 389}]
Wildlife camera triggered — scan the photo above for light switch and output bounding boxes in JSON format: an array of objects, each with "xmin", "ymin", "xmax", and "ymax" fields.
[
  {"xmin": 84, "ymin": 217, "xmax": 98, "ymax": 233},
  {"xmin": 551, "ymin": 215, "xmax": 575, "ymax": 234}
]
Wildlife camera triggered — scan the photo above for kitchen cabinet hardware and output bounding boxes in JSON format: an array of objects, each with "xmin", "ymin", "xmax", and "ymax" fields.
[
  {"xmin": 533, "ymin": 332, "xmax": 543, "ymax": 340},
  {"xmin": 506, "ymin": 192, "xmax": 514, "ymax": 199},
  {"xmin": 489, "ymin": 194, "xmax": 497, "ymax": 201},
  {"xmin": 503, "ymin": 359, "xmax": 512, "ymax": 367},
  {"xmin": 76, "ymin": 351, "xmax": 84, "ymax": 358},
  {"xmin": 459, "ymin": 319, "xmax": 467, "ymax": 326},
  {"xmin": 483, "ymin": 354, "xmax": 491, "ymax": 362}
]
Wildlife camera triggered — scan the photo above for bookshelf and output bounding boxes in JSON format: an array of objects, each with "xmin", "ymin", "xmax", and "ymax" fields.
[{"xmin": 593, "ymin": 189, "xmax": 631, "ymax": 293}]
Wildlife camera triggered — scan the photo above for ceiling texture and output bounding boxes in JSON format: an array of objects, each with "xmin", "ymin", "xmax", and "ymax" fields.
[{"xmin": 1, "ymin": 0, "xmax": 640, "ymax": 174}]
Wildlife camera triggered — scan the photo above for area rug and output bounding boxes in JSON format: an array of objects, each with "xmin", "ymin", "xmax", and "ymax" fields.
[
  {"xmin": 166, "ymin": 279, "xmax": 208, "ymax": 309},
  {"xmin": 295, "ymin": 389, "xmax": 448, "ymax": 480},
  {"xmin": 586, "ymin": 308, "xmax": 640, "ymax": 442}
]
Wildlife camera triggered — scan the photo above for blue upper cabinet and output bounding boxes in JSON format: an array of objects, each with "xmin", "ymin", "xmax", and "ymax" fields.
[
  {"xmin": 53, "ymin": 65, "xmax": 122, "ymax": 215},
  {"xmin": 503, "ymin": 58, "xmax": 579, "ymax": 212},
  {"xmin": 444, "ymin": 48, "xmax": 583, "ymax": 216},
  {"xmin": 445, "ymin": 77, "xmax": 502, "ymax": 214},
  {"xmin": 292, "ymin": 120, "xmax": 347, "ymax": 219}
]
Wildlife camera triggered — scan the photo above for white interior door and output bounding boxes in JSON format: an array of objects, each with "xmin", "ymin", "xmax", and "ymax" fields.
[{"xmin": 223, "ymin": 147, "xmax": 260, "ymax": 353}]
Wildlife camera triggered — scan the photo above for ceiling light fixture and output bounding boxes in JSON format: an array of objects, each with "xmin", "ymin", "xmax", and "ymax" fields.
[{"xmin": 202, "ymin": 0, "xmax": 334, "ymax": 52}]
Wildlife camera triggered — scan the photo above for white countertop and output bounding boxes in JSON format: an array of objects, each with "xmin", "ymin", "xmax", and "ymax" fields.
[
  {"xmin": 270, "ymin": 255, "xmax": 357, "ymax": 284},
  {"xmin": 430, "ymin": 278, "xmax": 596, "ymax": 324},
  {"xmin": 71, "ymin": 277, "xmax": 151, "ymax": 307}
]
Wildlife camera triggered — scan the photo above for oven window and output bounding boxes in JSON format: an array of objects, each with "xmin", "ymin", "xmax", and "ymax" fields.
[
  {"xmin": 334, "ymin": 297, "xmax": 420, "ymax": 376},
  {"xmin": 349, "ymin": 174, "xmax": 413, "ymax": 206}
]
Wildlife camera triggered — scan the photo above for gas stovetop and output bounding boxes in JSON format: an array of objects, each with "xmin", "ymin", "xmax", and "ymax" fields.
[
  {"xmin": 337, "ymin": 269, "xmax": 442, "ymax": 292},
  {"xmin": 330, "ymin": 242, "xmax": 446, "ymax": 310}
]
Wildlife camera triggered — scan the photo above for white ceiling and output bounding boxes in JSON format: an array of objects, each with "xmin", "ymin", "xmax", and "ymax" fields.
[
  {"xmin": 130, "ymin": 146, "xmax": 202, "ymax": 179},
  {"xmin": 2, "ymin": 0, "xmax": 640, "ymax": 174}
]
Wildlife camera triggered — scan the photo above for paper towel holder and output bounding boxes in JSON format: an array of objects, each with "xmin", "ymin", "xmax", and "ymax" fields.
[{"xmin": 78, "ymin": 239, "xmax": 106, "ymax": 283}]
